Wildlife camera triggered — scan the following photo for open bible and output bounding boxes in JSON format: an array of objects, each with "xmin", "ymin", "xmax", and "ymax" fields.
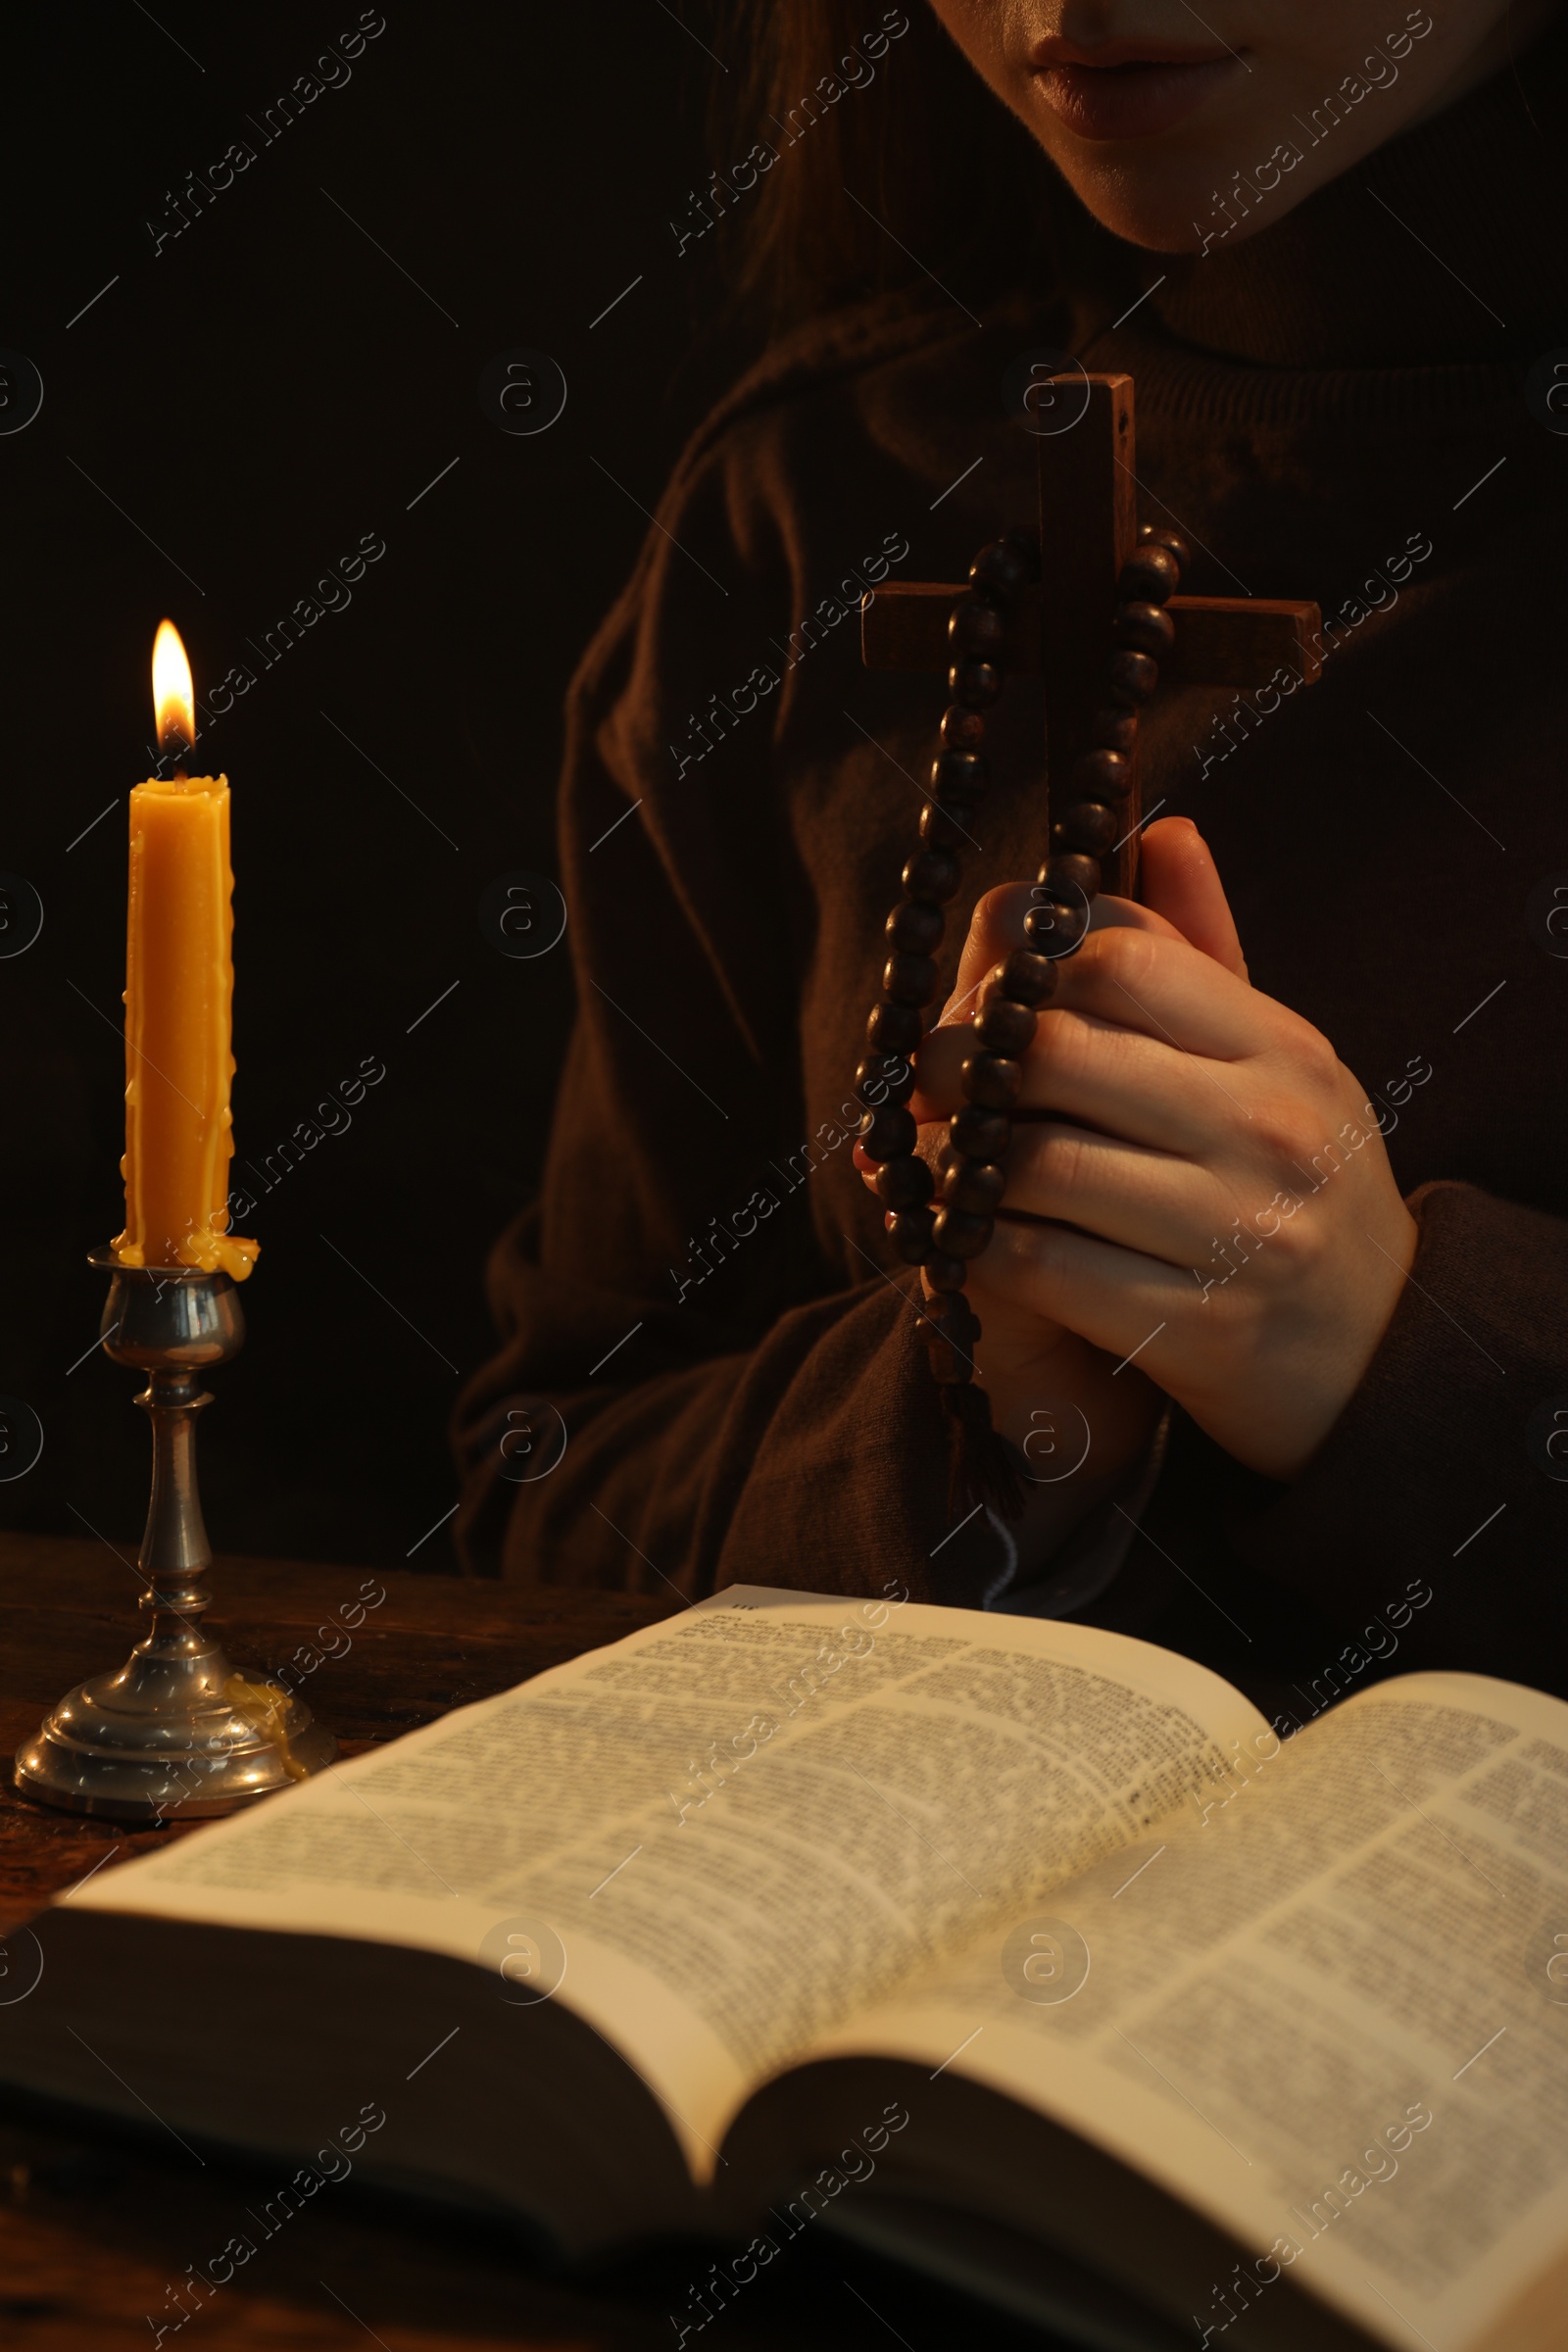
[{"xmin": 6, "ymin": 1585, "xmax": 1567, "ymax": 2351}]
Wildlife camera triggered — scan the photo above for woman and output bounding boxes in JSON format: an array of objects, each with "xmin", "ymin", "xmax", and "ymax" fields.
[{"xmin": 457, "ymin": 0, "xmax": 1568, "ymax": 1712}]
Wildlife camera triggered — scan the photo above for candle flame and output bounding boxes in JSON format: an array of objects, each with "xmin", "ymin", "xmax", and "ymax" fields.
[{"xmin": 152, "ymin": 619, "xmax": 196, "ymax": 758}]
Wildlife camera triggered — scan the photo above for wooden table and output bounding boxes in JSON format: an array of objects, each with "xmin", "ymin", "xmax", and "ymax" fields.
[{"xmin": 0, "ymin": 1535, "xmax": 1054, "ymax": 2351}]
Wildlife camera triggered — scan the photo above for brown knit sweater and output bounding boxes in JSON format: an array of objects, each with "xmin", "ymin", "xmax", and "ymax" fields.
[{"xmin": 455, "ymin": 33, "xmax": 1568, "ymax": 1712}]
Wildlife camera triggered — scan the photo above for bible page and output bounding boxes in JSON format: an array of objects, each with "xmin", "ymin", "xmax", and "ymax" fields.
[
  {"xmin": 63, "ymin": 1584, "xmax": 1264, "ymax": 2172},
  {"xmin": 806, "ymin": 1671, "xmax": 1568, "ymax": 2352}
]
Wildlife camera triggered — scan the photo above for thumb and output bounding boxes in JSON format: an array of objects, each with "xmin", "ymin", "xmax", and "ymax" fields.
[
  {"xmin": 909, "ymin": 875, "xmax": 1187, "ymax": 1116},
  {"xmin": 936, "ymin": 882, "xmax": 1038, "ymax": 1026},
  {"xmin": 1137, "ymin": 817, "xmax": 1249, "ymax": 978},
  {"xmin": 934, "ymin": 863, "xmax": 1192, "ymax": 1030}
]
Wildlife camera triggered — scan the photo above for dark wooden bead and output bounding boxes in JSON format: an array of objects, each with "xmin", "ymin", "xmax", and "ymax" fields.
[
  {"xmin": 1114, "ymin": 601, "xmax": 1177, "ymax": 660},
  {"xmin": 890, "ymin": 1206, "xmax": 938, "ymax": 1264},
  {"xmin": 1116, "ymin": 544, "xmax": 1182, "ymax": 606},
  {"xmin": 921, "ymin": 1298, "xmax": 982, "ymax": 1354},
  {"xmin": 942, "ymin": 1156, "xmax": 1005, "ymax": 1214},
  {"xmin": 919, "ymin": 800, "xmax": 975, "ymax": 854},
  {"xmin": 1033, "ymin": 864, "xmax": 1088, "ymax": 907},
  {"xmin": 887, "ymin": 900, "xmax": 944, "ymax": 956},
  {"xmin": 962, "ymin": 1051, "xmax": 1022, "ymax": 1110},
  {"xmin": 931, "ymin": 749, "xmax": 988, "ymax": 799},
  {"xmin": 924, "ymin": 1250, "xmax": 968, "ymax": 1292},
  {"xmin": 1046, "ymin": 852, "xmax": 1102, "ymax": 901},
  {"xmin": 884, "ymin": 951, "xmax": 940, "ymax": 1006},
  {"xmin": 856, "ymin": 1053, "xmax": 915, "ymax": 1107},
  {"xmin": 859, "ymin": 1102, "xmax": 918, "ymax": 1162},
  {"xmin": 969, "ymin": 537, "xmax": 1033, "ymax": 599},
  {"xmin": 1106, "ymin": 648, "xmax": 1159, "ymax": 706},
  {"xmin": 1004, "ymin": 524, "xmax": 1042, "ymax": 578},
  {"xmin": 875, "ymin": 1153, "xmax": 934, "ymax": 1209},
  {"xmin": 903, "ymin": 848, "xmax": 961, "ymax": 906},
  {"xmin": 948, "ymin": 657, "xmax": 1003, "ymax": 710},
  {"xmin": 940, "ymin": 704, "xmax": 985, "ymax": 753},
  {"xmin": 922, "ymin": 1332, "xmax": 973, "ymax": 1386},
  {"xmin": 867, "ymin": 999, "xmax": 922, "ymax": 1056},
  {"xmin": 1090, "ymin": 706, "xmax": 1139, "ymax": 755},
  {"xmin": 1074, "ymin": 747, "xmax": 1134, "ymax": 803},
  {"xmin": 1052, "ymin": 800, "xmax": 1119, "ymax": 858},
  {"xmin": 1139, "ymin": 524, "xmax": 1192, "ymax": 581},
  {"xmin": 951, "ymin": 1103, "xmax": 1011, "ymax": 1160},
  {"xmin": 923, "ymin": 1289, "xmax": 979, "ymax": 1348},
  {"xmin": 933, "ymin": 1206, "xmax": 994, "ymax": 1260},
  {"xmin": 974, "ymin": 991, "xmax": 1037, "ymax": 1056},
  {"xmin": 1025, "ymin": 898, "xmax": 1089, "ymax": 956},
  {"xmin": 948, "ymin": 598, "xmax": 1006, "ymax": 657},
  {"xmin": 1001, "ymin": 948, "xmax": 1059, "ymax": 1007}
]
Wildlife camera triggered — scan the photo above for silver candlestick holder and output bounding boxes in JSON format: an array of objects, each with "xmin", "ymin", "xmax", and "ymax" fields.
[{"xmin": 15, "ymin": 1251, "xmax": 336, "ymax": 1820}]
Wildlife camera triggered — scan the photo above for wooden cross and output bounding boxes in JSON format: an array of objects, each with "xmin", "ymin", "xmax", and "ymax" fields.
[{"xmin": 861, "ymin": 372, "xmax": 1322, "ymax": 896}]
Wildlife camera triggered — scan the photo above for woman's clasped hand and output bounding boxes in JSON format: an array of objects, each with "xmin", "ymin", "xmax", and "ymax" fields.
[{"xmin": 858, "ymin": 818, "xmax": 1419, "ymax": 1488}]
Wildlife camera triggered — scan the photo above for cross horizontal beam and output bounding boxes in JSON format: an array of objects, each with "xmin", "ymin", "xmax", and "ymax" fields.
[{"xmin": 861, "ymin": 582, "xmax": 1323, "ymax": 692}]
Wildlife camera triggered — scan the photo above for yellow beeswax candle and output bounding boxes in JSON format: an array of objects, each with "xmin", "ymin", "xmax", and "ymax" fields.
[{"xmin": 112, "ymin": 622, "xmax": 257, "ymax": 1281}]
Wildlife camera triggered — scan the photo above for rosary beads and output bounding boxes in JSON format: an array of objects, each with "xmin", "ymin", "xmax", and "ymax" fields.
[{"xmin": 855, "ymin": 519, "xmax": 1191, "ymax": 1517}]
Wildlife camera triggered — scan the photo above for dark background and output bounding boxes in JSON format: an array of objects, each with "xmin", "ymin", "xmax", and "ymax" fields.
[{"xmin": 0, "ymin": 3, "xmax": 751, "ymax": 1572}]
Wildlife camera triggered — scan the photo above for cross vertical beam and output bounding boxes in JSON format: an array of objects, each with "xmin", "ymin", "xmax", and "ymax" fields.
[
  {"xmin": 1038, "ymin": 373, "xmax": 1142, "ymax": 895},
  {"xmin": 859, "ymin": 370, "xmax": 1323, "ymax": 909}
]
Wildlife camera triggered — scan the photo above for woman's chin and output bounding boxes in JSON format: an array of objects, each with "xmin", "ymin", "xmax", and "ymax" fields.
[{"xmin": 1049, "ymin": 162, "xmax": 1290, "ymax": 256}]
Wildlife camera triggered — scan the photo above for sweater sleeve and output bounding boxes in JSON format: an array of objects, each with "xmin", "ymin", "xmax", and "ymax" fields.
[
  {"xmin": 452, "ymin": 353, "xmax": 1011, "ymax": 1608},
  {"xmin": 453, "ymin": 1197, "xmax": 1004, "ymax": 1603},
  {"xmin": 1229, "ymin": 1179, "xmax": 1568, "ymax": 1682}
]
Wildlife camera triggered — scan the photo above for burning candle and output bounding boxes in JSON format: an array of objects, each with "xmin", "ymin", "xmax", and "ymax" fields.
[{"xmin": 112, "ymin": 621, "xmax": 258, "ymax": 1281}]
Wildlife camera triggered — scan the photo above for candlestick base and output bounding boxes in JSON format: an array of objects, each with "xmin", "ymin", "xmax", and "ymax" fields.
[{"xmin": 14, "ymin": 1253, "xmax": 337, "ymax": 1821}]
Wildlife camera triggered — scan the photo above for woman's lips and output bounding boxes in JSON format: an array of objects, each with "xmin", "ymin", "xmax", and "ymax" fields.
[{"xmin": 1033, "ymin": 55, "xmax": 1242, "ymax": 141}]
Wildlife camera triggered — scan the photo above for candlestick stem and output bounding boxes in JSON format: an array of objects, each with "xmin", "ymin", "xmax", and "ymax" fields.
[
  {"xmin": 140, "ymin": 1369, "xmax": 214, "ymax": 1594},
  {"xmin": 14, "ymin": 1255, "xmax": 336, "ymax": 1820}
]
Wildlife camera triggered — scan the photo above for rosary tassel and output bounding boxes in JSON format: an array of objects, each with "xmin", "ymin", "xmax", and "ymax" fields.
[
  {"xmin": 941, "ymin": 1381, "xmax": 1028, "ymax": 1525},
  {"xmin": 916, "ymin": 1286, "xmax": 1028, "ymax": 1522}
]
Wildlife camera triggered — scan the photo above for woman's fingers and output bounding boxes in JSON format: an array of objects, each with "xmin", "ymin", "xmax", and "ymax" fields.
[
  {"xmin": 1016, "ymin": 1015, "xmax": 1226, "ymax": 1152},
  {"xmin": 918, "ymin": 1004, "xmax": 1242, "ymax": 1155},
  {"xmin": 935, "ymin": 817, "xmax": 1245, "ymax": 1031},
  {"xmin": 911, "ymin": 882, "xmax": 1197, "ymax": 1119},
  {"xmin": 1048, "ymin": 924, "xmax": 1273, "ymax": 1064},
  {"xmin": 908, "ymin": 1022, "xmax": 972, "ymax": 1120},
  {"xmin": 979, "ymin": 1213, "xmax": 1200, "ymax": 1371},
  {"xmin": 1002, "ymin": 1119, "xmax": 1221, "ymax": 1265},
  {"xmin": 902, "ymin": 826, "xmax": 1264, "ymax": 1150}
]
